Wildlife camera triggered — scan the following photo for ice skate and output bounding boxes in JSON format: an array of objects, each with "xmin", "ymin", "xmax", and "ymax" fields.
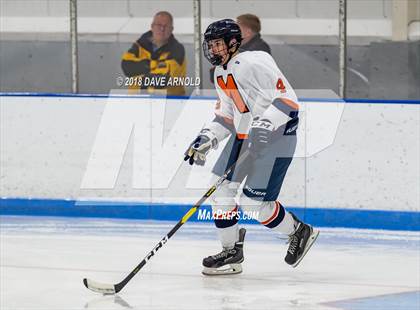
[
  {"xmin": 202, "ymin": 228, "xmax": 246, "ymax": 276},
  {"xmin": 285, "ymin": 213, "xmax": 319, "ymax": 267}
]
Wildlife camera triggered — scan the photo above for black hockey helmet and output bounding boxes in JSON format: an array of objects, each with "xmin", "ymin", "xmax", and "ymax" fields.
[{"xmin": 203, "ymin": 19, "xmax": 242, "ymax": 66}]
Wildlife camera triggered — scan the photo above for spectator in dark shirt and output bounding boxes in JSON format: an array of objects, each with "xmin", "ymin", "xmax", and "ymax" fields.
[
  {"xmin": 121, "ymin": 11, "xmax": 186, "ymax": 96},
  {"xmin": 237, "ymin": 14, "xmax": 271, "ymax": 54}
]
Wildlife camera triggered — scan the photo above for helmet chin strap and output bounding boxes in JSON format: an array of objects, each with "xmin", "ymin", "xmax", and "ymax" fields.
[
  {"xmin": 212, "ymin": 55, "xmax": 223, "ymax": 66},
  {"xmin": 222, "ymin": 42, "xmax": 239, "ymax": 69}
]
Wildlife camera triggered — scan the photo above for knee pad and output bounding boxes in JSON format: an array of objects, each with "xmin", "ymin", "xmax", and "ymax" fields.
[
  {"xmin": 210, "ymin": 179, "xmax": 240, "ymax": 229},
  {"xmin": 210, "ymin": 179, "xmax": 240, "ymax": 210}
]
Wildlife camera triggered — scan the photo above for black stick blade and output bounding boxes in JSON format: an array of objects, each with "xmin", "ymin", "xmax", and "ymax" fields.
[{"xmin": 83, "ymin": 278, "xmax": 116, "ymax": 295}]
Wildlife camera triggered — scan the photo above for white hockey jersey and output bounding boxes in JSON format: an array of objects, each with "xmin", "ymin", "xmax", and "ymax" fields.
[{"xmin": 210, "ymin": 51, "xmax": 299, "ymax": 141}]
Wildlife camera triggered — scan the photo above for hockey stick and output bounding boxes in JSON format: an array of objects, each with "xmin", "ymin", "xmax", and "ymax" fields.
[{"xmin": 83, "ymin": 149, "xmax": 250, "ymax": 295}]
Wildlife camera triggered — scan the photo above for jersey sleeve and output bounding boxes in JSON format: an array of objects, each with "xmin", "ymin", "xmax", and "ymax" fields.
[
  {"xmin": 214, "ymin": 97, "xmax": 234, "ymax": 123},
  {"xmin": 252, "ymin": 56, "xmax": 299, "ymax": 130},
  {"xmin": 202, "ymin": 99, "xmax": 233, "ymax": 145},
  {"xmin": 262, "ymin": 74, "xmax": 299, "ymax": 130}
]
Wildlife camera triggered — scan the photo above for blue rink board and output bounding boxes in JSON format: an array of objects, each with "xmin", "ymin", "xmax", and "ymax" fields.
[{"xmin": 0, "ymin": 198, "xmax": 419, "ymax": 231}]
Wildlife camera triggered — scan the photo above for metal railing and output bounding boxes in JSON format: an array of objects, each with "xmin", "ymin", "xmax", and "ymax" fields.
[{"xmin": 67, "ymin": 0, "xmax": 348, "ymax": 97}]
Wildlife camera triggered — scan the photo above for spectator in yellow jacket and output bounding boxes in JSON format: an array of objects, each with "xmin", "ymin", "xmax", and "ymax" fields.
[{"xmin": 121, "ymin": 11, "xmax": 186, "ymax": 96}]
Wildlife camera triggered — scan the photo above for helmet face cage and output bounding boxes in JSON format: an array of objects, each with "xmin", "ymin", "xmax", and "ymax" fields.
[
  {"xmin": 202, "ymin": 19, "xmax": 242, "ymax": 66},
  {"xmin": 203, "ymin": 39, "xmax": 228, "ymax": 66}
]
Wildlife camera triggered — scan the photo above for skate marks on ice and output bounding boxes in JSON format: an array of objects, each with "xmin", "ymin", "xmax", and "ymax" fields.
[{"xmin": 1, "ymin": 217, "xmax": 419, "ymax": 310}]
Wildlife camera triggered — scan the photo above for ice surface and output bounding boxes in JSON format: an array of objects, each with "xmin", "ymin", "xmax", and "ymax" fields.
[{"xmin": 1, "ymin": 216, "xmax": 419, "ymax": 310}]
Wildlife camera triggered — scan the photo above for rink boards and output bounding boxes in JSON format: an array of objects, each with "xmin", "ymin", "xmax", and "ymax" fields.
[{"xmin": 0, "ymin": 94, "xmax": 419, "ymax": 231}]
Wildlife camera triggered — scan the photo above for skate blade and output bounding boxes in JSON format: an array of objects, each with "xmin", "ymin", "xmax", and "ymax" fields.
[
  {"xmin": 202, "ymin": 264, "xmax": 242, "ymax": 276},
  {"xmin": 292, "ymin": 229, "xmax": 320, "ymax": 268}
]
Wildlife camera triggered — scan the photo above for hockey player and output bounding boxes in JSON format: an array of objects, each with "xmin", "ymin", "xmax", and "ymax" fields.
[{"xmin": 184, "ymin": 19, "xmax": 319, "ymax": 275}]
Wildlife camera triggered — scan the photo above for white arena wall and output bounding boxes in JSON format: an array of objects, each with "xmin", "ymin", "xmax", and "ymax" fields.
[{"xmin": 1, "ymin": 94, "xmax": 418, "ymax": 211}]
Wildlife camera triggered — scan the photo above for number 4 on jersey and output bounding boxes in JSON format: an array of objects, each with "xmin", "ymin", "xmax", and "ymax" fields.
[
  {"xmin": 276, "ymin": 78, "xmax": 286, "ymax": 93},
  {"xmin": 217, "ymin": 74, "xmax": 250, "ymax": 113}
]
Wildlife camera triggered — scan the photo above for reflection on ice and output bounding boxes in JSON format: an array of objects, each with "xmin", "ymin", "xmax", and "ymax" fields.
[{"xmin": 84, "ymin": 295, "xmax": 133, "ymax": 309}]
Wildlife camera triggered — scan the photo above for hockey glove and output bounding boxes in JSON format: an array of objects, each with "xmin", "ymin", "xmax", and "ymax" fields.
[
  {"xmin": 184, "ymin": 129, "xmax": 218, "ymax": 166},
  {"xmin": 248, "ymin": 117, "xmax": 275, "ymax": 157}
]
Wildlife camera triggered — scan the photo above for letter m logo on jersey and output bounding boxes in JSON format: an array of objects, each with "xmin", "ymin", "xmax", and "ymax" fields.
[{"xmin": 216, "ymin": 74, "xmax": 250, "ymax": 113}]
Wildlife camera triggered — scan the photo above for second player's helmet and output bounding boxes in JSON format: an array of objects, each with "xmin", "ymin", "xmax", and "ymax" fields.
[{"xmin": 203, "ymin": 19, "xmax": 242, "ymax": 66}]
